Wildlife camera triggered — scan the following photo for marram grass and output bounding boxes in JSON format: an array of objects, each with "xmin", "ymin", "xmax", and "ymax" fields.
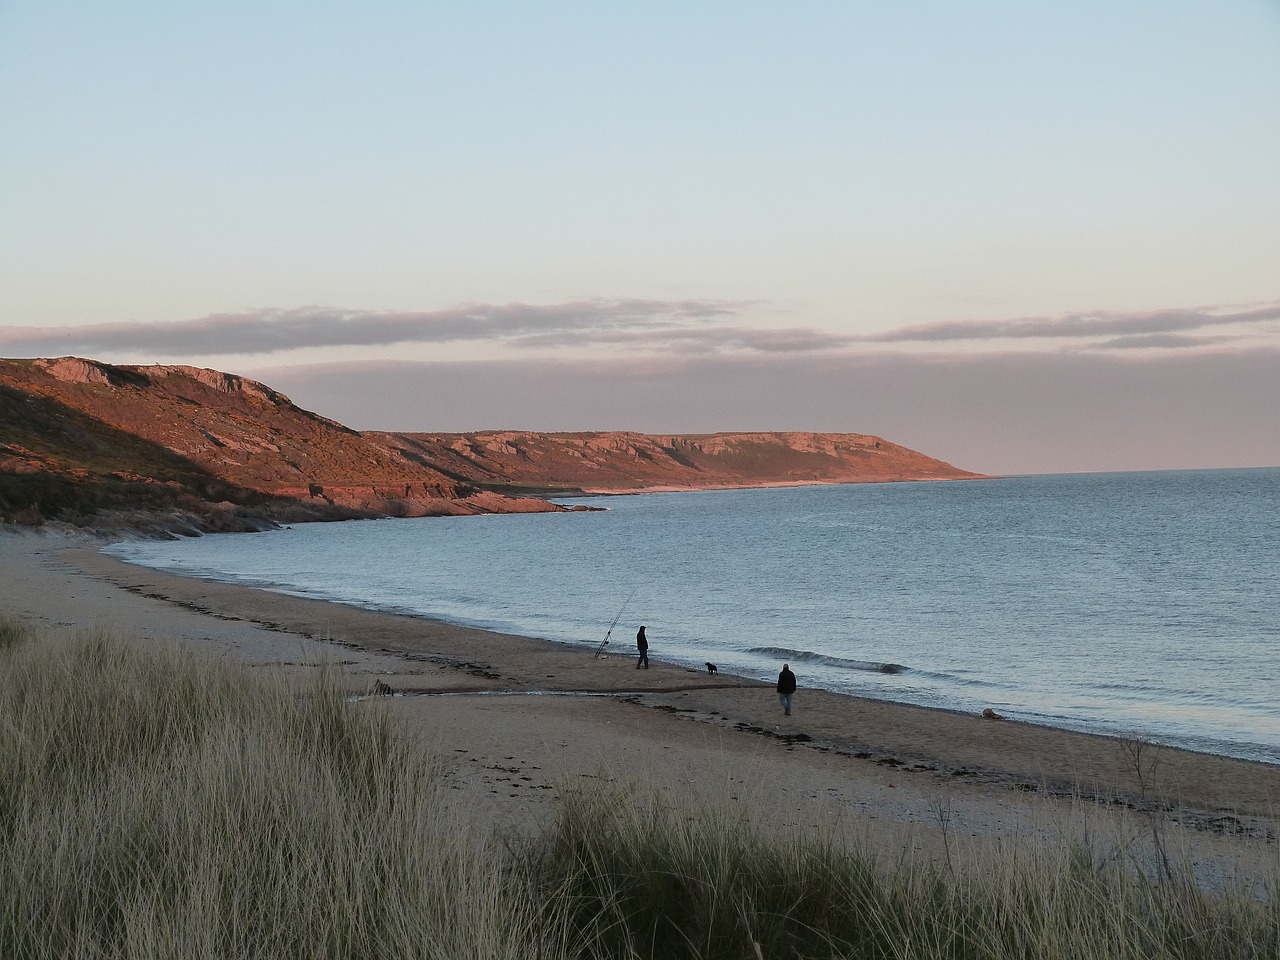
[
  {"xmin": 524, "ymin": 784, "xmax": 1278, "ymax": 960},
  {"xmin": 0, "ymin": 617, "xmax": 562, "ymax": 960},
  {"xmin": 1, "ymin": 614, "xmax": 1276, "ymax": 959}
]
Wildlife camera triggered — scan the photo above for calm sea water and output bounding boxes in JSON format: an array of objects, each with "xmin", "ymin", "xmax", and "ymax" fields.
[{"xmin": 106, "ymin": 469, "xmax": 1280, "ymax": 764}]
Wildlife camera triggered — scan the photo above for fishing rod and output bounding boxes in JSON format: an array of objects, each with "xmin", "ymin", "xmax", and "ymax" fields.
[{"xmin": 594, "ymin": 586, "xmax": 638, "ymax": 659}]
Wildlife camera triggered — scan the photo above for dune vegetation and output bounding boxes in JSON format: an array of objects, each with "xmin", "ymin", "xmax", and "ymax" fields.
[{"xmin": 0, "ymin": 614, "xmax": 1275, "ymax": 959}]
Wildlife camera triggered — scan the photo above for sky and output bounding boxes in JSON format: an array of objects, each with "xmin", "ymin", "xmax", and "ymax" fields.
[{"xmin": 1, "ymin": 2, "xmax": 1278, "ymax": 476}]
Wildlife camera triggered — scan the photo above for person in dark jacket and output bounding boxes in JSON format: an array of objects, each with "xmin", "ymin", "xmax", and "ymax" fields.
[
  {"xmin": 636, "ymin": 625, "xmax": 649, "ymax": 669},
  {"xmin": 777, "ymin": 663, "xmax": 797, "ymax": 716}
]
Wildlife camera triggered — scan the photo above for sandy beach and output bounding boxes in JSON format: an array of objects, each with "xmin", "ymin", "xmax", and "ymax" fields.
[{"xmin": 2, "ymin": 526, "xmax": 1276, "ymax": 893}]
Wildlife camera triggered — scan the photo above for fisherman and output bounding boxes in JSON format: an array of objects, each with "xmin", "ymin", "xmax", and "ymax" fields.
[{"xmin": 636, "ymin": 625, "xmax": 649, "ymax": 669}]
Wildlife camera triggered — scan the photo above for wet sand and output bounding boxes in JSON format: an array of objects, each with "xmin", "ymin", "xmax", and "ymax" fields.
[{"xmin": 2, "ymin": 527, "xmax": 1276, "ymax": 891}]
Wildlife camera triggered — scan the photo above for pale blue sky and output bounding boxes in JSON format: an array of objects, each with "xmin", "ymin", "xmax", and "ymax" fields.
[{"xmin": 2, "ymin": 3, "xmax": 1278, "ymax": 473}]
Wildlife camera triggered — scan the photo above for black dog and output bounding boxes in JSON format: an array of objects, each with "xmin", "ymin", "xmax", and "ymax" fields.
[{"xmin": 705, "ymin": 662, "xmax": 718, "ymax": 675}]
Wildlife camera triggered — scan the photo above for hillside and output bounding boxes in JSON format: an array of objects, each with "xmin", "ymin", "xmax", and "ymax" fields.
[
  {"xmin": 1, "ymin": 357, "xmax": 983, "ymax": 536},
  {"xmin": 381, "ymin": 430, "xmax": 980, "ymax": 493},
  {"xmin": 0, "ymin": 358, "xmax": 569, "ymax": 535}
]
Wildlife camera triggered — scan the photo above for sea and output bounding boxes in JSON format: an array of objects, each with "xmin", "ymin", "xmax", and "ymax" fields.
[{"xmin": 104, "ymin": 468, "xmax": 1280, "ymax": 765}]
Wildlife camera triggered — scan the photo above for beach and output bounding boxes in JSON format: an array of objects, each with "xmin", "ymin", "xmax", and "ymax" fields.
[{"xmin": 2, "ymin": 527, "xmax": 1276, "ymax": 893}]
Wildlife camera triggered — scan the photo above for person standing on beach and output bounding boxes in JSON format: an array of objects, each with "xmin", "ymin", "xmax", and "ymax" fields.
[
  {"xmin": 777, "ymin": 663, "xmax": 797, "ymax": 716},
  {"xmin": 636, "ymin": 625, "xmax": 649, "ymax": 669}
]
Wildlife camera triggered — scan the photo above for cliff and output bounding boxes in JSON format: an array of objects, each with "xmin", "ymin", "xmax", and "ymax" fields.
[
  {"xmin": 0, "ymin": 357, "xmax": 570, "ymax": 536},
  {"xmin": 1, "ymin": 357, "xmax": 982, "ymax": 537},
  {"xmin": 380, "ymin": 429, "xmax": 980, "ymax": 493}
]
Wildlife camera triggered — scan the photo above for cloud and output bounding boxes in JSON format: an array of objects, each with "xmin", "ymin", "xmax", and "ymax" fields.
[
  {"xmin": 0, "ymin": 298, "xmax": 756, "ymax": 358},
  {"xmin": 5, "ymin": 297, "xmax": 1278, "ymax": 363},
  {"xmin": 1091, "ymin": 333, "xmax": 1236, "ymax": 350},
  {"xmin": 864, "ymin": 301, "xmax": 1280, "ymax": 345},
  {"xmin": 508, "ymin": 324, "xmax": 854, "ymax": 354}
]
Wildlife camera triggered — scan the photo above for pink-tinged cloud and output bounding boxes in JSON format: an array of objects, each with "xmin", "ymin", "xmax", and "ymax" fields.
[
  {"xmin": 508, "ymin": 325, "xmax": 854, "ymax": 354},
  {"xmin": 864, "ymin": 301, "xmax": 1280, "ymax": 345},
  {"xmin": 0, "ymin": 299, "xmax": 756, "ymax": 358},
  {"xmin": 248, "ymin": 346, "xmax": 1280, "ymax": 476},
  {"xmin": 1091, "ymin": 333, "xmax": 1237, "ymax": 350},
  {"xmin": 4, "ymin": 297, "xmax": 1277, "ymax": 361}
]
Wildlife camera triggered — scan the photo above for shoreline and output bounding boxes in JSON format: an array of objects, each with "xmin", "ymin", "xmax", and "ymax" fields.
[
  {"xmin": 97, "ymin": 537, "xmax": 1280, "ymax": 770},
  {"xmin": 563, "ymin": 474, "xmax": 998, "ymax": 496},
  {"xmin": 2, "ymin": 526, "xmax": 1277, "ymax": 891},
  {"xmin": 98, "ymin": 509, "xmax": 1277, "ymax": 771}
]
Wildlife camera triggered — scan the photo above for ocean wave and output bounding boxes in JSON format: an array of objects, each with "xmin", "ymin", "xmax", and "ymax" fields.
[{"xmin": 749, "ymin": 646, "xmax": 907, "ymax": 674}]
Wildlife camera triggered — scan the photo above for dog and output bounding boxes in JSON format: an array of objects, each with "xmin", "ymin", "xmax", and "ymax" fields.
[
  {"xmin": 705, "ymin": 662, "xmax": 718, "ymax": 675},
  {"xmin": 373, "ymin": 679, "xmax": 394, "ymax": 697},
  {"xmin": 981, "ymin": 707, "xmax": 1004, "ymax": 720}
]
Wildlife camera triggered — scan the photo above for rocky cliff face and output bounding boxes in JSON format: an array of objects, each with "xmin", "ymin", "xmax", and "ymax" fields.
[{"xmin": 1, "ymin": 357, "xmax": 982, "ymax": 536}]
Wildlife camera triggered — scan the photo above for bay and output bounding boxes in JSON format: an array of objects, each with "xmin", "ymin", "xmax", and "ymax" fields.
[{"xmin": 106, "ymin": 468, "xmax": 1280, "ymax": 764}]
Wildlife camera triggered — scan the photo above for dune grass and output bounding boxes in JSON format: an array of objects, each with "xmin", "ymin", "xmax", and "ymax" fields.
[
  {"xmin": 1, "ymin": 614, "xmax": 1275, "ymax": 959},
  {"xmin": 525, "ymin": 783, "xmax": 1278, "ymax": 960},
  {"xmin": 0, "ymin": 616, "xmax": 562, "ymax": 960}
]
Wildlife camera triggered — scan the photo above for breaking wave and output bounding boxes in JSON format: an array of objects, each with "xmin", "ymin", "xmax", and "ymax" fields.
[{"xmin": 749, "ymin": 646, "xmax": 907, "ymax": 675}]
